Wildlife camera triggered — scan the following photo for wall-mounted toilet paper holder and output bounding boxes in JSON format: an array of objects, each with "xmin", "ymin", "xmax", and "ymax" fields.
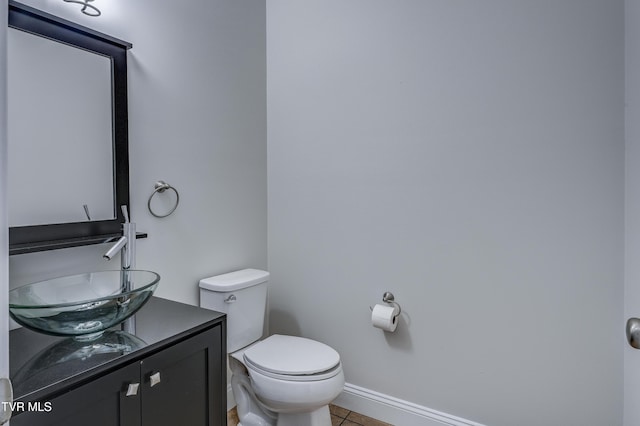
[{"xmin": 370, "ymin": 292, "xmax": 402, "ymax": 316}]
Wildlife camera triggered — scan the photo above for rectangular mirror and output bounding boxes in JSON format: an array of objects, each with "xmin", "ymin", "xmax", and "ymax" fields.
[
  {"xmin": 8, "ymin": 27, "xmax": 114, "ymax": 226},
  {"xmin": 7, "ymin": 0, "xmax": 132, "ymax": 255}
]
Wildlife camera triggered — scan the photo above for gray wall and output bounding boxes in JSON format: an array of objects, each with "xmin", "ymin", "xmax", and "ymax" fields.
[
  {"xmin": 8, "ymin": 0, "xmax": 267, "ymax": 306},
  {"xmin": 1, "ymin": 0, "xmax": 9, "ymax": 381},
  {"xmin": 626, "ymin": 0, "xmax": 640, "ymax": 424},
  {"xmin": 266, "ymin": 1, "xmax": 624, "ymax": 425},
  {"xmin": 6, "ymin": 1, "xmax": 628, "ymax": 424}
]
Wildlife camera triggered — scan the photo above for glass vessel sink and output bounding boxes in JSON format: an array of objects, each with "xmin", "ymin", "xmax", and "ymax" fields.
[{"xmin": 9, "ymin": 270, "xmax": 160, "ymax": 340}]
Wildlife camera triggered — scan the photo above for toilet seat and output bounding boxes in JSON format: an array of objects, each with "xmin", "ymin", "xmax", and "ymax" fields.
[{"xmin": 243, "ymin": 334, "xmax": 341, "ymax": 382}]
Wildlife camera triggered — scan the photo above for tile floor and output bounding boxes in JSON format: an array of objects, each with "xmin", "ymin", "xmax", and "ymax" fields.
[
  {"xmin": 329, "ymin": 404, "xmax": 393, "ymax": 426},
  {"xmin": 227, "ymin": 404, "xmax": 393, "ymax": 426}
]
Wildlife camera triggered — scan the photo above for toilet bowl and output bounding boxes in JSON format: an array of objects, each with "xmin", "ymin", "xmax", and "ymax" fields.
[
  {"xmin": 231, "ymin": 334, "xmax": 344, "ymax": 425},
  {"xmin": 199, "ymin": 269, "xmax": 345, "ymax": 426}
]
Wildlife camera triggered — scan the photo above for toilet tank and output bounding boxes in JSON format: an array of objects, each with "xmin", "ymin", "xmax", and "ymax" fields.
[{"xmin": 199, "ymin": 269, "xmax": 269, "ymax": 353}]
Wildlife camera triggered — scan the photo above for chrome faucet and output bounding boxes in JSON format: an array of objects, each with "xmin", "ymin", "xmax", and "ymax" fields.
[
  {"xmin": 103, "ymin": 205, "xmax": 136, "ymax": 270},
  {"xmin": 103, "ymin": 205, "xmax": 137, "ymax": 332}
]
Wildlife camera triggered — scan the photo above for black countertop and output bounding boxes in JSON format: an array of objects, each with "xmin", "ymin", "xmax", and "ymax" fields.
[{"xmin": 9, "ymin": 297, "xmax": 226, "ymax": 402}]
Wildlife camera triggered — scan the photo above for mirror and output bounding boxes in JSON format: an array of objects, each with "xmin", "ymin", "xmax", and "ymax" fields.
[
  {"xmin": 8, "ymin": 28, "xmax": 114, "ymax": 226},
  {"xmin": 7, "ymin": 0, "xmax": 132, "ymax": 254}
]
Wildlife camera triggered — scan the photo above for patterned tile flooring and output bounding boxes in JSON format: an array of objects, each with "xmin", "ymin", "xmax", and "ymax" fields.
[{"xmin": 227, "ymin": 404, "xmax": 393, "ymax": 426}]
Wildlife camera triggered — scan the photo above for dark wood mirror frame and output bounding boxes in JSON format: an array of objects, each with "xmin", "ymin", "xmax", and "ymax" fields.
[{"xmin": 8, "ymin": 0, "xmax": 133, "ymax": 255}]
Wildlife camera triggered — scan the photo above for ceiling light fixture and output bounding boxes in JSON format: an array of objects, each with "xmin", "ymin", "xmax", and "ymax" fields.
[{"xmin": 63, "ymin": 0, "xmax": 101, "ymax": 17}]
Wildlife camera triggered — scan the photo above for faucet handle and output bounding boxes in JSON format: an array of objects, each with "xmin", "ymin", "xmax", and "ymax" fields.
[{"xmin": 121, "ymin": 205, "xmax": 130, "ymax": 223}]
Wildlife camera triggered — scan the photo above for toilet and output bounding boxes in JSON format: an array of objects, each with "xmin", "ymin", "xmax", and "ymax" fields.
[{"xmin": 199, "ymin": 269, "xmax": 345, "ymax": 426}]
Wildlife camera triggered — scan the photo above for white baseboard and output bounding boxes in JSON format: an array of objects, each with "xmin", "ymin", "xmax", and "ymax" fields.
[
  {"xmin": 333, "ymin": 383, "xmax": 486, "ymax": 426},
  {"xmin": 226, "ymin": 381, "xmax": 485, "ymax": 426}
]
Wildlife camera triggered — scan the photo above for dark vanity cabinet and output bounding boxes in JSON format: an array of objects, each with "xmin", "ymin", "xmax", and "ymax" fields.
[
  {"xmin": 141, "ymin": 327, "xmax": 223, "ymax": 426},
  {"xmin": 10, "ymin": 297, "xmax": 226, "ymax": 426},
  {"xmin": 12, "ymin": 363, "xmax": 141, "ymax": 426}
]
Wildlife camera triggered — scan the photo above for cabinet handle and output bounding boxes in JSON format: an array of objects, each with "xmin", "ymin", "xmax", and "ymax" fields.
[
  {"xmin": 150, "ymin": 372, "xmax": 161, "ymax": 387},
  {"xmin": 125, "ymin": 383, "xmax": 140, "ymax": 397}
]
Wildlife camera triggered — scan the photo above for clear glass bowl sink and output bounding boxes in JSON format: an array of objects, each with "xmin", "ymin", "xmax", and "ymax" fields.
[{"xmin": 9, "ymin": 270, "xmax": 160, "ymax": 340}]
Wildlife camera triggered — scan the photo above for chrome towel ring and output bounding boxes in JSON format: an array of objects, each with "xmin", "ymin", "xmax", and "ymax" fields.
[{"xmin": 147, "ymin": 181, "xmax": 180, "ymax": 218}]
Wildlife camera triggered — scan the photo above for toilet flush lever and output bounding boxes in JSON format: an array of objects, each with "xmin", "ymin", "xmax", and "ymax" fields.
[{"xmin": 224, "ymin": 294, "xmax": 237, "ymax": 303}]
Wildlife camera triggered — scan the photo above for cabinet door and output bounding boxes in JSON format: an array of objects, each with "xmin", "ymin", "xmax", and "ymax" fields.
[
  {"xmin": 11, "ymin": 362, "xmax": 141, "ymax": 426},
  {"xmin": 140, "ymin": 326, "xmax": 225, "ymax": 426}
]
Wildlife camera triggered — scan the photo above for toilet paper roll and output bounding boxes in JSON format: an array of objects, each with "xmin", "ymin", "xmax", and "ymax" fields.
[{"xmin": 371, "ymin": 304, "xmax": 399, "ymax": 332}]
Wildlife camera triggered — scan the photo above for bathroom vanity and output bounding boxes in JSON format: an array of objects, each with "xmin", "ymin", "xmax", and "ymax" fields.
[{"xmin": 9, "ymin": 297, "xmax": 226, "ymax": 426}]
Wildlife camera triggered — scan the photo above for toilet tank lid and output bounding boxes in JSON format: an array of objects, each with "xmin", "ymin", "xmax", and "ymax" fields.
[{"xmin": 199, "ymin": 269, "xmax": 269, "ymax": 291}]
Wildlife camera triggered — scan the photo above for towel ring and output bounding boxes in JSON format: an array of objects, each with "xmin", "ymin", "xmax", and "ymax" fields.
[{"xmin": 147, "ymin": 181, "xmax": 180, "ymax": 218}]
